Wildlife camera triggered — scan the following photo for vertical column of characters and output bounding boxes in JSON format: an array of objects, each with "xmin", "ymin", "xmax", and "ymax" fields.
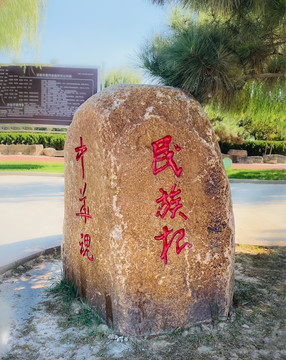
[
  {"xmin": 75, "ymin": 136, "xmax": 94, "ymax": 262},
  {"xmin": 152, "ymin": 135, "xmax": 192, "ymax": 265}
]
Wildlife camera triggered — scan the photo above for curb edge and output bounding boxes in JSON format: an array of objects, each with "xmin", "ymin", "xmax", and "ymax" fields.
[{"xmin": 0, "ymin": 246, "xmax": 61, "ymax": 275}]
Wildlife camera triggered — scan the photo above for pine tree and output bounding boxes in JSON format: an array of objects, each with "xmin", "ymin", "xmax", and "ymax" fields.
[{"xmin": 142, "ymin": 0, "xmax": 285, "ymax": 105}]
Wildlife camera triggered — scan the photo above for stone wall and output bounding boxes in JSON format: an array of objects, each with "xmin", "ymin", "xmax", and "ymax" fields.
[
  {"xmin": 226, "ymin": 149, "xmax": 286, "ymax": 164},
  {"xmin": 0, "ymin": 144, "xmax": 64, "ymax": 157}
]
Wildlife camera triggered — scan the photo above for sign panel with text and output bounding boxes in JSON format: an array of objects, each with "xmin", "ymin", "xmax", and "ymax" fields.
[{"xmin": 0, "ymin": 66, "xmax": 99, "ymax": 126}]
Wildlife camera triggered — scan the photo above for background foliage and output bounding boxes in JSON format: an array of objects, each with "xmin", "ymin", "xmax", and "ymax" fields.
[
  {"xmin": 145, "ymin": 0, "xmax": 286, "ymax": 150},
  {"xmin": 0, "ymin": 0, "xmax": 46, "ymax": 55},
  {"xmin": 0, "ymin": 132, "xmax": 65, "ymax": 150},
  {"xmin": 219, "ymin": 140, "xmax": 285, "ymax": 156},
  {"xmin": 104, "ymin": 66, "xmax": 141, "ymax": 88},
  {"xmin": 1, "ymin": 133, "xmax": 285, "ymax": 155}
]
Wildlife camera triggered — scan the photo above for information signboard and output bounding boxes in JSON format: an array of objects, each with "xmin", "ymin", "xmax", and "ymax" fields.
[{"xmin": 0, "ymin": 65, "xmax": 99, "ymax": 126}]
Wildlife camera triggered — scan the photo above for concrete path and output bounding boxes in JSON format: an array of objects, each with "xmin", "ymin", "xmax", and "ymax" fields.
[
  {"xmin": 0, "ymin": 175, "xmax": 285, "ymax": 272},
  {"xmin": 0, "ymin": 175, "xmax": 64, "ymax": 271},
  {"xmin": 230, "ymin": 182, "xmax": 286, "ymax": 246}
]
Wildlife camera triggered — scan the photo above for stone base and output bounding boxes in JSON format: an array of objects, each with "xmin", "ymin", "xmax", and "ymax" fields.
[
  {"xmin": 224, "ymin": 153, "xmax": 286, "ymax": 164},
  {"xmin": 263, "ymin": 154, "xmax": 286, "ymax": 164},
  {"xmin": 246, "ymin": 156, "xmax": 264, "ymax": 164},
  {"xmin": 0, "ymin": 144, "xmax": 64, "ymax": 157},
  {"xmin": 55, "ymin": 150, "xmax": 65, "ymax": 157},
  {"xmin": 227, "ymin": 149, "xmax": 248, "ymax": 163},
  {"xmin": 43, "ymin": 147, "xmax": 56, "ymax": 157},
  {"xmin": 237, "ymin": 156, "xmax": 264, "ymax": 164},
  {"xmin": 0, "ymin": 144, "xmax": 44, "ymax": 156}
]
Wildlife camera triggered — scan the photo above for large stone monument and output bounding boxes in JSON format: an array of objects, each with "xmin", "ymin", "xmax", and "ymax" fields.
[{"xmin": 63, "ymin": 85, "xmax": 235, "ymax": 335}]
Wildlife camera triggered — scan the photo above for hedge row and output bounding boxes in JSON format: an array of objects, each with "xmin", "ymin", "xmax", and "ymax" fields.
[
  {"xmin": 219, "ymin": 140, "xmax": 286, "ymax": 156},
  {"xmin": 0, "ymin": 132, "xmax": 66, "ymax": 150},
  {"xmin": 0, "ymin": 133, "xmax": 285, "ymax": 155}
]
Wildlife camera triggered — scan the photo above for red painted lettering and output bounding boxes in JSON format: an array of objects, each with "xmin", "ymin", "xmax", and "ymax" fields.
[
  {"xmin": 79, "ymin": 233, "xmax": 94, "ymax": 261},
  {"xmin": 76, "ymin": 183, "xmax": 92, "ymax": 223},
  {"xmin": 152, "ymin": 135, "xmax": 183, "ymax": 177},
  {"xmin": 75, "ymin": 136, "xmax": 87, "ymax": 179},
  {"xmin": 154, "ymin": 226, "xmax": 192, "ymax": 265},
  {"xmin": 156, "ymin": 184, "xmax": 188, "ymax": 220}
]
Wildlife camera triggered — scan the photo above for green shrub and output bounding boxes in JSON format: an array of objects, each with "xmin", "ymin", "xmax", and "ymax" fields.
[
  {"xmin": 219, "ymin": 140, "xmax": 286, "ymax": 156},
  {"xmin": 50, "ymin": 135, "xmax": 66, "ymax": 150},
  {"xmin": 0, "ymin": 132, "xmax": 66, "ymax": 150}
]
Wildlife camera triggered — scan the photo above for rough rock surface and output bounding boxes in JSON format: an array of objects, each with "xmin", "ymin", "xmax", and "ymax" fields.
[
  {"xmin": 0, "ymin": 144, "xmax": 44, "ymax": 155},
  {"xmin": 263, "ymin": 154, "xmax": 286, "ymax": 164},
  {"xmin": 228, "ymin": 149, "xmax": 248, "ymax": 157},
  {"xmin": 244, "ymin": 156, "xmax": 263, "ymax": 164},
  {"xmin": 227, "ymin": 149, "xmax": 248, "ymax": 163},
  {"xmin": 63, "ymin": 85, "xmax": 235, "ymax": 336},
  {"xmin": 43, "ymin": 147, "xmax": 56, "ymax": 157}
]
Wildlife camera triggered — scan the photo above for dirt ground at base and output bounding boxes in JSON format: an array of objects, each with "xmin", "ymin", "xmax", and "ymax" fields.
[{"xmin": 0, "ymin": 246, "xmax": 285, "ymax": 360}]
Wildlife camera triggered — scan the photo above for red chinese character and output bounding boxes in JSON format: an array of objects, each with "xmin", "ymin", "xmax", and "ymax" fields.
[
  {"xmin": 79, "ymin": 233, "xmax": 94, "ymax": 262},
  {"xmin": 152, "ymin": 135, "xmax": 183, "ymax": 177},
  {"xmin": 75, "ymin": 136, "xmax": 87, "ymax": 179},
  {"xmin": 76, "ymin": 183, "xmax": 92, "ymax": 223},
  {"xmin": 156, "ymin": 184, "xmax": 188, "ymax": 220},
  {"xmin": 154, "ymin": 226, "xmax": 192, "ymax": 265}
]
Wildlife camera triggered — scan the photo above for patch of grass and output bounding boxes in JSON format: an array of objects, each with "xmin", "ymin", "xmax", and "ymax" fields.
[
  {"xmin": 0, "ymin": 161, "xmax": 64, "ymax": 173},
  {"xmin": 233, "ymin": 280, "xmax": 264, "ymax": 307},
  {"xmin": 235, "ymin": 244, "xmax": 273, "ymax": 255},
  {"xmin": 49, "ymin": 277, "xmax": 78, "ymax": 302},
  {"xmin": 226, "ymin": 169, "xmax": 286, "ymax": 180},
  {"xmin": 12, "ymin": 263, "xmax": 33, "ymax": 275},
  {"xmin": 47, "ymin": 277, "xmax": 103, "ymax": 328},
  {"xmin": 1, "ymin": 160, "xmax": 285, "ymax": 180},
  {"xmin": 53, "ymin": 247, "xmax": 61, "ymax": 259}
]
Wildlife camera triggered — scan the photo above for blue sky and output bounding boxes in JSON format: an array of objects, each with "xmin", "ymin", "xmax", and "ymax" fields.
[{"xmin": 0, "ymin": 0, "xmax": 170, "ymax": 80}]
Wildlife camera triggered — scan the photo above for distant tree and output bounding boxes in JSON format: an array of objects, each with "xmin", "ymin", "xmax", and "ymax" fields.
[
  {"xmin": 143, "ymin": 0, "xmax": 285, "ymax": 150},
  {"xmin": 142, "ymin": 0, "xmax": 285, "ymax": 105},
  {"xmin": 0, "ymin": 0, "xmax": 46, "ymax": 56},
  {"xmin": 205, "ymin": 78, "xmax": 286, "ymax": 149},
  {"xmin": 104, "ymin": 66, "xmax": 142, "ymax": 88}
]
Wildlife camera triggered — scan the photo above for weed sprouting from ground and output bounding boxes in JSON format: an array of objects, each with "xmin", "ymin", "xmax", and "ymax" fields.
[
  {"xmin": 233, "ymin": 279, "xmax": 264, "ymax": 307},
  {"xmin": 48, "ymin": 277, "xmax": 78, "ymax": 302},
  {"xmin": 46, "ymin": 277, "xmax": 103, "ymax": 329}
]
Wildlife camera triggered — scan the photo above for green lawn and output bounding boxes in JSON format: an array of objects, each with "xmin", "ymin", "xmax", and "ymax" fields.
[
  {"xmin": 0, "ymin": 161, "xmax": 285, "ymax": 180},
  {"xmin": 226, "ymin": 169, "xmax": 286, "ymax": 180},
  {"xmin": 0, "ymin": 161, "xmax": 64, "ymax": 173}
]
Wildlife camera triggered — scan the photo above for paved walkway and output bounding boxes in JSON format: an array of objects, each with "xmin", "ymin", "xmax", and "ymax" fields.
[
  {"xmin": 0, "ymin": 155, "xmax": 285, "ymax": 272},
  {"xmin": 0, "ymin": 175, "xmax": 64, "ymax": 273},
  {"xmin": 0, "ymin": 173, "xmax": 285, "ymax": 273},
  {"xmin": 230, "ymin": 182, "xmax": 286, "ymax": 246}
]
